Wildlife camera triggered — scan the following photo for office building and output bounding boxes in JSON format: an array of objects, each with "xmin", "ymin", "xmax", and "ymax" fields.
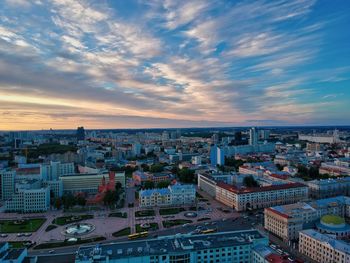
[
  {"xmin": 0, "ymin": 170, "xmax": 15, "ymax": 201},
  {"xmin": 306, "ymin": 177, "xmax": 350, "ymax": 199},
  {"xmin": 0, "ymin": 242, "xmax": 28, "ymax": 263},
  {"xmin": 210, "ymin": 145, "xmax": 225, "ymax": 166},
  {"xmin": 198, "ymin": 173, "xmax": 308, "ymax": 211},
  {"xmin": 40, "ymin": 161, "xmax": 75, "ymax": 181},
  {"xmin": 132, "ymin": 143, "xmax": 142, "ymax": 156},
  {"xmin": 75, "ymin": 230, "xmax": 268, "ymax": 263},
  {"xmin": 139, "ymin": 184, "xmax": 195, "ymax": 208},
  {"xmin": 299, "ymin": 229, "xmax": 350, "ymax": 263},
  {"xmin": 298, "ymin": 130, "xmax": 340, "ymax": 144},
  {"xmin": 249, "ymin": 127, "xmax": 258, "ymax": 146},
  {"xmin": 77, "ymin": 126, "xmax": 85, "ymax": 141},
  {"xmin": 5, "ymin": 180, "xmax": 50, "ymax": 213}
]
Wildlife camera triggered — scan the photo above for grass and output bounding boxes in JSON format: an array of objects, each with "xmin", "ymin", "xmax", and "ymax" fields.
[
  {"xmin": 33, "ymin": 236, "xmax": 106, "ymax": 250},
  {"xmin": 135, "ymin": 223, "xmax": 158, "ymax": 233},
  {"xmin": 45, "ymin": 225, "xmax": 58, "ymax": 232},
  {"xmin": 162, "ymin": 219, "xmax": 192, "ymax": 228},
  {"xmin": 159, "ymin": 207, "xmax": 185, "ymax": 215},
  {"xmin": 52, "ymin": 214, "xmax": 93, "ymax": 226},
  {"xmin": 0, "ymin": 218, "xmax": 46, "ymax": 233},
  {"xmin": 9, "ymin": 241, "xmax": 33, "ymax": 248},
  {"xmin": 112, "ymin": 227, "xmax": 131, "ymax": 237},
  {"xmin": 108, "ymin": 212, "xmax": 127, "ymax": 218},
  {"xmin": 135, "ymin": 210, "xmax": 155, "ymax": 217},
  {"xmin": 321, "ymin": 215, "xmax": 345, "ymax": 225}
]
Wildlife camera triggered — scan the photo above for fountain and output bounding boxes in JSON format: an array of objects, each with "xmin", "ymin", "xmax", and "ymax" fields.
[
  {"xmin": 184, "ymin": 212, "xmax": 197, "ymax": 218},
  {"xmin": 62, "ymin": 223, "xmax": 95, "ymax": 237}
]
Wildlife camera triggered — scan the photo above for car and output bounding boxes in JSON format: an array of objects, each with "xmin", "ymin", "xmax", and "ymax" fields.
[
  {"xmin": 24, "ymin": 233, "xmax": 32, "ymax": 237},
  {"xmin": 288, "ymin": 257, "xmax": 294, "ymax": 262},
  {"xmin": 222, "ymin": 218, "xmax": 227, "ymax": 221},
  {"xmin": 270, "ymin": 244, "xmax": 277, "ymax": 249},
  {"xmin": 182, "ymin": 223, "xmax": 190, "ymax": 227},
  {"xmin": 205, "ymin": 222, "xmax": 210, "ymax": 225},
  {"xmin": 0, "ymin": 234, "xmax": 8, "ymax": 238},
  {"xmin": 17, "ymin": 233, "xmax": 23, "ymax": 237},
  {"xmin": 48, "ymin": 250, "xmax": 55, "ymax": 254},
  {"xmin": 276, "ymin": 249, "xmax": 283, "ymax": 255}
]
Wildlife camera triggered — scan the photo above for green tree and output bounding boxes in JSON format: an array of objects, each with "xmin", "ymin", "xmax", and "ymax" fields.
[
  {"xmin": 62, "ymin": 194, "xmax": 76, "ymax": 209},
  {"xmin": 156, "ymin": 181, "xmax": 170, "ymax": 188},
  {"xmin": 150, "ymin": 164, "xmax": 164, "ymax": 173},
  {"xmin": 54, "ymin": 198, "xmax": 62, "ymax": 210},
  {"xmin": 243, "ymin": 175, "xmax": 259, "ymax": 187},
  {"xmin": 144, "ymin": 181, "xmax": 155, "ymax": 189},
  {"xmin": 103, "ymin": 190, "xmax": 117, "ymax": 207},
  {"xmin": 76, "ymin": 195, "xmax": 87, "ymax": 206},
  {"xmin": 178, "ymin": 168, "xmax": 196, "ymax": 183}
]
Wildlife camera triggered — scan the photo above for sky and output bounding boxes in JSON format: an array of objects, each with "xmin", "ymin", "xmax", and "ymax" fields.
[{"xmin": 0, "ymin": 0, "xmax": 349, "ymax": 130}]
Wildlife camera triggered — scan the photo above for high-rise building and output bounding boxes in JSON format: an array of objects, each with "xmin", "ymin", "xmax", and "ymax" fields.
[
  {"xmin": 132, "ymin": 143, "xmax": 142, "ymax": 156},
  {"xmin": 40, "ymin": 161, "xmax": 75, "ymax": 181},
  {"xmin": 76, "ymin": 126, "xmax": 85, "ymax": 141},
  {"xmin": 0, "ymin": 169, "xmax": 15, "ymax": 201},
  {"xmin": 211, "ymin": 133, "xmax": 219, "ymax": 144},
  {"xmin": 259, "ymin": 130, "xmax": 270, "ymax": 140},
  {"xmin": 210, "ymin": 145, "xmax": 225, "ymax": 166},
  {"xmin": 249, "ymin": 127, "xmax": 258, "ymax": 146}
]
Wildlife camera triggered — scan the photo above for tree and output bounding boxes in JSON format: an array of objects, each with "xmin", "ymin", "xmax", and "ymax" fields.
[
  {"xmin": 224, "ymin": 157, "xmax": 244, "ymax": 170},
  {"xmin": 141, "ymin": 163, "xmax": 149, "ymax": 172},
  {"xmin": 144, "ymin": 181, "xmax": 155, "ymax": 189},
  {"xmin": 243, "ymin": 175, "xmax": 259, "ymax": 187},
  {"xmin": 54, "ymin": 198, "xmax": 62, "ymax": 210},
  {"xmin": 157, "ymin": 181, "xmax": 170, "ymax": 189},
  {"xmin": 150, "ymin": 164, "xmax": 164, "ymax": 173},
  {"xmin": 76, "ymin": 195, "xmax": 87, "ymax": 206},
  {"xmin": 276, "ymin": 163, "xmax": 284, "ymax": 171},
  {"xmin": 103, "ymin": 190, "xmax": 117, "ymax": 207},
  {"xmin": 62, "ymin": 194, "xmax": 76, "ymax": 209},
  {"xmin": 178, "ymin": 168, "xmax": 196, "ymax": 183},
  {"xmin": 115, "ymin": 182, "xmax": 123, "ymax": 192}
]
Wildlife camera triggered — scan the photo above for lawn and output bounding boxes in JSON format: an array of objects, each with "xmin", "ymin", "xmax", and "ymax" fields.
[
  {"xmin": 0, "ymin": 218, "xmax": 46, "ymax": 233},
  {"xmin": 33, "ymin": 236, "xmax": 106, "ymax": 250},
  {"xmin": 135, "ymin": 223, "xmax": 158, "ymax": 233},
  {"xmin": 135, "ymin": 210, "xmax": 155, "ymax": 217},
  {"xmin": 112, "ymin": 227, "xmax": 131, "ymax": 237},
  {"xmin": 9, "ymin": 241, "xmax": 33, "ymax": 248},
  {"xmin": 159, "ymin": 207, "xmax": 185, "ymax": 215},
  {"xmin": 108, "ymin": 212, "xmax": 127, "ymax": 218},
  {"xmin": 52, "ymin": 214, "xmax": 93, "ymax": 226},
  {"xmin": 162, "ymin": 219, "xmax": 192, "ymax": 228}
]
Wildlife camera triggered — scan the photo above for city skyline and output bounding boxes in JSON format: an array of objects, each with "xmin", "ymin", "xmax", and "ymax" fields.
[{"xmin": 0, "ymin": 0, "xmax": 350, "ymax": 130}]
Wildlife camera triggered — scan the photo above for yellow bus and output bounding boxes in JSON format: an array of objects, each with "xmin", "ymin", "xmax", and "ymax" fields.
[
  {"xmin": 201, "ymin": 228, "xmax": 217, "ymax": 234},
  {"xmin": 128, "ymin": 231, "xmax": 148, "ymax": 240}
]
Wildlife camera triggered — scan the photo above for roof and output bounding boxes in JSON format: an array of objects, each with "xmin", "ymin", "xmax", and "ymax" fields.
[
  {"xmin": 76, "ymin": 230, "xmax": 266, "ymax": 261},
  {"xmin": 217, "ymin": 181, "xmax": 307, "ymax": 194},
  {"xmin": 265, "ymin": 254, "xmax": 291, "ymax": 263},
  {"xmin": 2, "ymin": 248, "xmax": 26, "ymax": 260},
  {"xmin": 321, "ymin": 215, "xmax": 345, "ymax": 225}
]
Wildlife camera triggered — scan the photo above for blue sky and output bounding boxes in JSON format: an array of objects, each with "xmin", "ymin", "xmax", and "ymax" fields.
[{"xmin": 0, "ymin": 0, "xmax": 349, "ymax": 130}]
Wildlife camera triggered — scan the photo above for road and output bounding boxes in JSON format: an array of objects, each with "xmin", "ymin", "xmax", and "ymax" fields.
[{"xmin": 29, "ymin": 213, "xmax": 264, "ymax": 262}]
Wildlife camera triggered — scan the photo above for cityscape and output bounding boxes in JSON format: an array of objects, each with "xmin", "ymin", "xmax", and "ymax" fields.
[{"xmin": 1, "ymin": 0, "xmax": 350, "ymax": 263}]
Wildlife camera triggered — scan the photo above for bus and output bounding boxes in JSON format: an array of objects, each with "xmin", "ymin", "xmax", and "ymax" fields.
[
  {"xmin": 201, "ymin": 228, "xmax": 217, "ymax": 234},
  {"xmin": 128, "ymin": 231, "xmax": 148, "ymax": 240}
]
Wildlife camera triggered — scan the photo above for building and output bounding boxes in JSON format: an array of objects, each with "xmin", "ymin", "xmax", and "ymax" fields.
[
  {"xmin": 319, "ymin": 159, "xmax": 350, "ymax": 176},
  {"xmin": 198, "ymin": 173, "xmax": 308, "ymax": 211},
  {"xmin": 298, "ymin": 130, "xmax": 340, "ymax": 144},
  {"xmin": 77, "ymin": 126, "xmax": 85, "ymax": 141},
  {"xmin": 75, "ymin": 230, "xmax": 268, "ymax": 263},
  {"xmin": 264, "ymin": 196, "xmax": 350, "ymax": 241},
  {"xmin": 0, "ymin": 169, "xmax": 15, "ymax": 201},
  {"xmin": 299, "ymin": 229, "xmax": 350, "ymax": 263},
  {"xmin": 0, "ymin": 242, "xmax": 28, "ymax": 263},
  {"xmin": 210, "ymin": 145, "xmax": 225, "ymax": 166},
  {"xmin": 251, "ymin": 244, "xmax": 297, "ymax": 263},
  {"xmin": 306, "ymin": 177, "xmax": 350, "ymax": 199},
  {"xmin": 132, "ymin": 143, "xmax": 142, "ymax": 156},
  {"xmin": 132, "ymin": 171, "xmax": 172, "ymax": 186},
  {"xmin": 60, "ymin": 172, "xmax": 125, "ymax": 194},
  {"xmin": 42, "ymin": 180, "xmax": 63, "ymax": 198},
  {"xmin": 259, "ymin": 130, "xmax": 270, "ymax": 140},
  {"xmin": 306, "ymin": 142, "xmax": 323, "ymax": 152},
  {"xmin": 249, "ymin": 127, "xmax": 258, "ymax": 146},
  {"xmin": 40, "ymin": 161, "xmax": 75, "ymax": 181},
  {"xmin": 5, "ymin": 180, "xmax": 50, "ymax": 213},
  {"xmin": 139, "ymin": 184, "xmax": 195, "ymax": 208}
]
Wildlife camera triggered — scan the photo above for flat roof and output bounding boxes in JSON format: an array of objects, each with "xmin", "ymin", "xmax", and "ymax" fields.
[
  {"xmin": 76, "ymin": 230, "xmax": 266, "ymax": 261},
  {"xmin": 217, "ymin": 181, "xmax": 306, "ymax": 194}
]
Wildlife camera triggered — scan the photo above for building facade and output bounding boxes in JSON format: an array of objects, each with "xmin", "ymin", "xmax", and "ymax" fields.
[
  {"xmin": 139, "ymin": 184, "xmax": 195, "ymax": 208},
  {"xmin": 299, "ymin": 229, "xmax": 350, "ymax": 263},
  {"xmin": 0, "ymin": 169, "xmax": 15, "ymax": 201}
]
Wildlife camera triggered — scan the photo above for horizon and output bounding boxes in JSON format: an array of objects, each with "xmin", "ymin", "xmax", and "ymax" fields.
[{"xmin": 1, "ymin": 0, "xmax": 350, "ymax": 130}]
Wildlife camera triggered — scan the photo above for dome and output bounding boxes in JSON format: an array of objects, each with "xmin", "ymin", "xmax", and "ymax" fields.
[{"xmin": 321, "ymin": 215, "xmax": 345, "ymax": 228}]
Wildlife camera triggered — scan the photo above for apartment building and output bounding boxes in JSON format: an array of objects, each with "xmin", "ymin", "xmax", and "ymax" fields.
[
  {"xmin": 139, "ymin": 184, "xmax": 195, "ymax": 208},
  {"xmin": 306, "ymin": 177, "xmax": 350, "ymax": 198},
  {"xmin": 299, "ymin": 229, "xmax": 350, "ymax": 263},
  {"xmin": 264, "ymin": 196, "xmax": 350, "ymax": 241},
  {"xmin": 75, "ymin": 230, "xmax": 268, "ymax": 263},
  {"xmin": 0, "ymin": 169, "xmax": 15, "ymax": 201}
]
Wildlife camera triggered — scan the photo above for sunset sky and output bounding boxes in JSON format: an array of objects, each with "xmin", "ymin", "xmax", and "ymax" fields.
[{"xmin": 0, "ymin": 0, "xmax": 349, "ymax": 130}]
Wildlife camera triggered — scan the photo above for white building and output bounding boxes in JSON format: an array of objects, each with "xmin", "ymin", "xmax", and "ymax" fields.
[
  {"xmin": 249, "ymin": 127, "xmax": 258, "ymax": 146},
  {"xmin": 40, "ymin": 161, "xmax": 75, "ymax": 181},
  {"xmin": 299, "ymin": 229, "xmax": 350, "ymax": 263},
  {"xmin": 5, "ymin": 182, "xmax": 50, "ymax": 213},
  {"xmin": 139, "ymin": 184, "xmax": 196, "ymax": 208}
]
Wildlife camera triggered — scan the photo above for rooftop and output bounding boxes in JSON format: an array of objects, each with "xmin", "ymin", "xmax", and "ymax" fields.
[{"xmin": 76, "ymin": 230, "xmax": 266, "ymax": 261}]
